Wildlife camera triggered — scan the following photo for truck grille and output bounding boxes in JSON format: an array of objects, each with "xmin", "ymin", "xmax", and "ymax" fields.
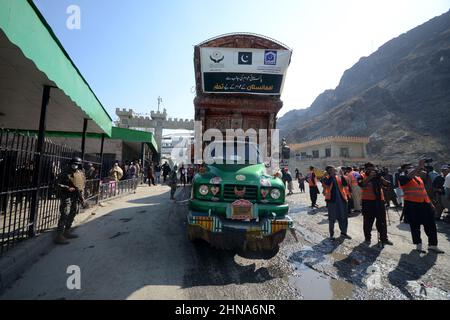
[{"xmin": 223, "ymin": 185, "xmax": 258, "ymax": 201}]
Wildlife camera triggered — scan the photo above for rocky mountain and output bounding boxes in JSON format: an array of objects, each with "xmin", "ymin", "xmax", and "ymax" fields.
[{"xmin": 278, "ymin": 10, "xmax": 450, "ymax": 163}]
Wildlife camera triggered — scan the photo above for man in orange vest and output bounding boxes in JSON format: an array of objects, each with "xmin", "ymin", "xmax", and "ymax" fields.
[
  {"xmin": 358, "ymin": 162, "xmax": 393, "ymax": 246},
  {"xmin": 399, "ymin": 160, "xmax": 444, "ymax": 253},
  {"xmin": 323, "ymin": 166, "xmax": 351, "ymax": 241},
  {"xmin": 307, "ymin": 166, "xmax": 320, "ymax": 209}
]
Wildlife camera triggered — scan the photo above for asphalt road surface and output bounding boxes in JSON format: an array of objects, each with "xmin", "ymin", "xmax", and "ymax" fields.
[{"xmin": 1, "ymin": 183, "xmax": 449, "ymax": 300}]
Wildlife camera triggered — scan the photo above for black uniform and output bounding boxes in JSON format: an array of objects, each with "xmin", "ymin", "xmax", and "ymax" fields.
[{"xmin": 358, "ymin": 176, "xmax": 389, "ymax": 243}]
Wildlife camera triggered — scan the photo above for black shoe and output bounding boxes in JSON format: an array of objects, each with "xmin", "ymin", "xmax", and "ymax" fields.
[
  {"xmin": 341, "ymin": 233, "xmax": 352, "ymax": 240},
  {"xmin": 428, "ymin": 246, "xmax": 444, "ymax": 254},
  {"xmin": 381, "ymin": 240, "xmax": 394, "ymax": 246},
  {"xmin": 329, "ymin": 236, "xmax": 336, "ymax": 241},
  {"xmin": 364, "ymin": 239, "xmax": 371, "ymax": 245}
]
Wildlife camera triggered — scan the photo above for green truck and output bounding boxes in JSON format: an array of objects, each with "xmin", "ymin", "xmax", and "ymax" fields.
[{"xmin": 187, "ymin": 33, "xmax": 294, "ymax": 252}]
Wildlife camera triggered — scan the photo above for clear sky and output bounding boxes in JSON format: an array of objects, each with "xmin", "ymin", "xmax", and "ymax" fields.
[{"xmin": 34, "ymin": 0, "xmax": 450, "ymax": 121}]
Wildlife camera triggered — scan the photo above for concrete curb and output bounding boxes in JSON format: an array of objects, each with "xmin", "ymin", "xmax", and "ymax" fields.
[{"xmin": 0, "ymin": 205, "xmax": 96, "ymax": 294}]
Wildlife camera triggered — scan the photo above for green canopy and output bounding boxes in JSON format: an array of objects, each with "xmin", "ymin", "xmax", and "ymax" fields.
[
  {"xmin": 0, "ymin": 0, "xmax": 112, "ymax": 136},
  {"xmin": 11, "ymin": 127, "xmax": 158, "ymax": 152}
]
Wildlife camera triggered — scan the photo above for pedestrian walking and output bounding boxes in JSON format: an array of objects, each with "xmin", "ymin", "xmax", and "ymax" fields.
[
  {"xmin": 307, "ymin": 166, "xmax": 320, "ymax": 208},
  {"xmin": 284, "ymin": 168, "xmax": 294, "ymax": 195},
  {"xmin": 347, "ymin": 166, "xmax": 362, "ymax": 213},
  {"xmin": 54, "ymin": 157, "xmax": 86, "ymax": 245},
  {"xmin": 298, "ymin": 173, "xmax": 305, "ymax": 193},
  {"xmin": 322, "ymin": 166, "xmax": 351, "ymax": 241},
  {"xmin": 187, "ymin": 165, "xmax": 195, "ymax": 184},
  {"xmin": 169, "ymin": 165, "xmax": 178, "ymax": 200},
  {"xmin": 399, "ymin": 160, "xmax": 444, "ymax": 253},
  {"xmin": 162, "ymin": 161, "xmax": 170, "ymax": 183},
  {"xmin": 179, "ymin": 164, "xmax": 186, "ymax": 187},
  {"xmin": 147, "ymin": 162, "xmax": 156, "ymax": 186},
  {"xmin": 154, "ymin": 162, "xmax": 161, "ymax": 184},
  {"xmin": 109, "ymin": 162, "xmax": 123, "ymax": 182},
  {"xmin": 85, "ymin": 162, "xmax": 96, "ymax": 198},
  {"xmin": 432, "ymin": 164, "xmax": 450, "ymax": 219},
  {"xmin": 135, "ymin": 159, "xmax": 141, "ymax": 184},
  {"xmin": 281, "ymin": 168, "xmax": 288, "ymax": 189},
  {"xmin": 127, "ymin": 162, "xmax": 138, "ymax": 191}
]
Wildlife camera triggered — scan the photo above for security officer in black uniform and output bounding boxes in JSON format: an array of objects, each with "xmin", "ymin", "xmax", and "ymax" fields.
[{"xmin": 55, "ymin": 157, "xmax": 86, "ymax": 244}]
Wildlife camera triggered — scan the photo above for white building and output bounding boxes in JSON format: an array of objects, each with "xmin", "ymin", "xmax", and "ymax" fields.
[{"xmin": 161, "ymin": 131, "xmax": 194, "ymax": 163}]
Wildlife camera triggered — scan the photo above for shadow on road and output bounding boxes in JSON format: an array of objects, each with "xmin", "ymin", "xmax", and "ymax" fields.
[
  {"xmin": 333, "ymin": 242, "xmax": 383, "ymax": 287},
  {"xmin": 183, "ymin": 240, "xmax": 275, "ymax": 288},
  {"xmin": 288, "ymin": 237, "xmax": 344, "ymax": 270},
  {"xmin": 387, "ymin": 250, "xmax": 437, "ymax": 299}
]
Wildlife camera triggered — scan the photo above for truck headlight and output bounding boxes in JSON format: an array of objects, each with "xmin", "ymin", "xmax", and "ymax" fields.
[
  {"xmin": 199, "ymin": 185, "xmax": 209, "ymax": 196},
  {"xmin": 270, "ymin": 188, "xmax": 281, "ymax": 200}
]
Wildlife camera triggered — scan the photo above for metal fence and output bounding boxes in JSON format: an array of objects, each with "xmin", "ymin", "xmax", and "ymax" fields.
[
  {"xmin": 99, "ymin": 178, "xmax": 137, "ymax": 201},
  {"xmin": 0, "ymin": 129, "xmax": 144, "ymax": 255},
  {"xmin": 0, "ymin": 129, "xmax": 102, "ymax": 255}
]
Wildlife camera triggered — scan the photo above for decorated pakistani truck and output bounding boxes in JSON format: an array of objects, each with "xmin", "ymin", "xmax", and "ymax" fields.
[{"xmin": 187, "ymin": 33, "xmax": 294, "ymax": 251}]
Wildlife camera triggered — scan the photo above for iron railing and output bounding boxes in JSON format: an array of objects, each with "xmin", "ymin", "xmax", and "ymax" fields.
[
  {"xmin": 99, "ymin": 178, "xmax": 137, "ymax": 201},
  {"xmin": 0, "ymin": 129, "xmax": 101, "ymax": 255}
]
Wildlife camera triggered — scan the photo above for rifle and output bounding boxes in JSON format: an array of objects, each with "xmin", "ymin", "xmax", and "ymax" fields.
[{"xmin": 75, "ymin": 187, "xmax": 89, "ymax": 209}]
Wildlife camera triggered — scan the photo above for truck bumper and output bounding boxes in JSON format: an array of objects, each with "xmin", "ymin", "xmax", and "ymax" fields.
[
  {"xmin": 188, "ymin": 199, "xmax": 289, "ymax": 217},
  {"xmin": 187, "ymin": 210, "xmax": 293, "ymax": 251}
]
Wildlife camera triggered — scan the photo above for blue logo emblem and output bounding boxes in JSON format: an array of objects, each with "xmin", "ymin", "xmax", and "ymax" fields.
[{"xmin": 264, "ymin": 50, "xmax": 277, "ymax": 65}]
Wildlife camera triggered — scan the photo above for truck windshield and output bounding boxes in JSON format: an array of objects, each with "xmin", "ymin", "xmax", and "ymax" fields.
[{"xmin": 207, "ymin": 141, "xmax": 263, "ymax": 164}]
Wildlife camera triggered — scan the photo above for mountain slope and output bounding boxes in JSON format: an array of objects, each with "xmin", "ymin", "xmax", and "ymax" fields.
[{"xmin": 278, "ymin": 10, "xmax": 450, "ymax": 162}]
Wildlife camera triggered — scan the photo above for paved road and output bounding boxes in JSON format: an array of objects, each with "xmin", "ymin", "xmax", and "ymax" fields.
[{"xmin": 1, "ymin": 183, "xmax": 449, "ymax": 300}]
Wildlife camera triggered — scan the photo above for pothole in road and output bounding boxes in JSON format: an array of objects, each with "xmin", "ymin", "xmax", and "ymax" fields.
[
  {"xmin": 287, "ymin": 245, "xmax": 355, "ymax": 300},
  {"xmin": 289, "ymin": 260, "xmax": 354, "ymax": 300}
]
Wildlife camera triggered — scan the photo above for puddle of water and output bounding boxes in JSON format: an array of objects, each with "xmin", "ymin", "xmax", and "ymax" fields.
[
  {"xmin": 289, "ymin": 206, "xmax": 309, "ymax": 214},
  {"xmin": 289, "ymin": 262, "xmax": 354, "ymax": 300}
]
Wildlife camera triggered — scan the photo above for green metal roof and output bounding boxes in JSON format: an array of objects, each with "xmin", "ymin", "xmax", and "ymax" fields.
[
  {"xmin": 11, "ymin": 127, "xmax": 158, "ymax": 152},
  {"xmin": 0, "ymin": 0, "xmax": 113, "ymax": 136},
  {"xmin": 111, "ymin": 127, "xmax": 158, "ymax": 152}
]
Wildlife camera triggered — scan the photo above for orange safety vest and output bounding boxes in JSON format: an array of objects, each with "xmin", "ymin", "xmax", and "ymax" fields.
[
  {"xmin": 343, "ymin": 175, "xmax": 352, "ymax": 199},
  {"xmin": 360, "ymin": 173, "xmax": 385, "ymax": 201},
  {"xmin": 324, "ymin": 176, "xmax": 348, "ymax": 202},
  {"xmin": 308, "ymin": 172, "xmax": 317, "ymax": 187},
  {"xmin": 400, "ymin": 176, "xmax": 430, "ymax": 203}
]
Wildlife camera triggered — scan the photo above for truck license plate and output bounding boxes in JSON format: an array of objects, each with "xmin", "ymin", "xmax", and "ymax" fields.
[{"xmin": 231, "ymin": 199, "xmax": 253, "ymax": 220}]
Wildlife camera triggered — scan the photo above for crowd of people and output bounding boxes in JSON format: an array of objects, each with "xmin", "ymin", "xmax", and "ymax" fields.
[
  {"xmin": 107, "ymin": 160, "xmax": 198, "ymax": 191},
  {"xmin": 54, "ymin": 154, "xmax": 450, "ymax": 254},
  {"xmin": 288, "ymin": 160, "xmax": 450, "ymax": 253}
]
